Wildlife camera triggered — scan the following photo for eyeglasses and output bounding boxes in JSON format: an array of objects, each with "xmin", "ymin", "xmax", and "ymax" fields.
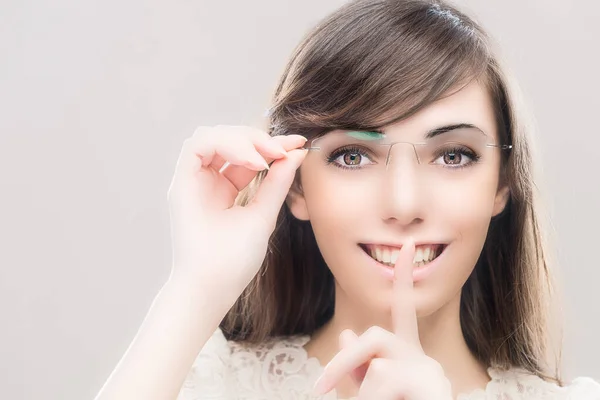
[{"xmin": 302, "ymin": 127, "xmax": 512, "ymax": 180}]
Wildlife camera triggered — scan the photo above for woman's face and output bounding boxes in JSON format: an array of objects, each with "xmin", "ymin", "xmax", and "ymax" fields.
[{"xmin": 288, "ymin": 81, "xmax": 509, "ymax": 317}]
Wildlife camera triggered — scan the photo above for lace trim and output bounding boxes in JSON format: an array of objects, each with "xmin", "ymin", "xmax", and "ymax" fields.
[{"xmin": 179, "ymin": 328, "xmax": 600, "ymax": 400}]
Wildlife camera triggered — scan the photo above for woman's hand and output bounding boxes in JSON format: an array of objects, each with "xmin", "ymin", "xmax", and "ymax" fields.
[
  {"xmin": 313, "ymin": 239, "xmax": 453, "ymax": 400},
  {"xmin": 167, "ymin": 125, "xmax": 307, "ymax": 299}
]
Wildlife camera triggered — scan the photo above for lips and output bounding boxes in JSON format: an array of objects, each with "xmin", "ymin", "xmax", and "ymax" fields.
[{"xmin": 359, "ymin": 243, "xmax": 447, "ymax": 268}]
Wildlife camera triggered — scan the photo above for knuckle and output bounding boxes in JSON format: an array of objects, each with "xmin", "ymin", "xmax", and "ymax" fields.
[
  {"xmin": 228, "ymin": 125, "xmax": 270, "ymax": 142},
  {"xmin": 428, "ymin": 358, "xmax": 445, "ymax": 375},
  {"xmin": 364, "ymin": 325, "xmax": 380, "ymax": 336},
  {"xmin": 364, "ymin": 325, "xmax": 389, "ymax": 341},
  {"xmin": 192, "ymin": 125, "xmax": 212, "ymax": 139},
  {"xmin": 182, "ymin": 137, "xmax": 204, "ymax": 155},
  {"xmin": 247, "ymin": 126, "xmax": 271, "ymax": 140},
  {"xmin": 182, "ymin": 137, "xmax": 195, "ymax": 148},
  {"xmin": 213, "ymin": 125, "xmax": 237, "ymax": 138},
  {"xmin": 368, "ymin": 358, "xmax": 387, "ymax": 375},
  {"xmin": 339, "ymin": 328, "xmax": 354, "ymax": 339}
]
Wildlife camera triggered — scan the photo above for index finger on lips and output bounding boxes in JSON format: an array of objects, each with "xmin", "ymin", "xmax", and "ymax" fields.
[{"xmin": 392, "ymin": 237, "xmax": 420, "ymax": 347}]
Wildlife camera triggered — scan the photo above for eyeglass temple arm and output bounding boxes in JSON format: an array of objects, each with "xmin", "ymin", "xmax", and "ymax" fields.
[
  {"xmin": 304, "ymin": 139, "xmax": 513, "ymax": 151},
  {"xmin": 487, "ymin": 144, "xmax": 513, "ymax": 150}
]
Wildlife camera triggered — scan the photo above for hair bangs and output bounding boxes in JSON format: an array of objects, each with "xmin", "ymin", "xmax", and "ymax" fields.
[{"xmin": 269, "ymin": 0, "xmax": 492, "ymax": 138}]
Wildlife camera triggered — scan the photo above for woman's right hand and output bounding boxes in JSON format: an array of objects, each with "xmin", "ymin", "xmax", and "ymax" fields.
[{"xmin": 166, "ymin": 125, "xmax": 307, "ymax": 300}]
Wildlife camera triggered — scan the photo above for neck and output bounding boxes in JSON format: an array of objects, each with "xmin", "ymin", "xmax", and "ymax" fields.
[{"xmin": 304, "ymin": 285, "xmax": 490, "ymax": 398}]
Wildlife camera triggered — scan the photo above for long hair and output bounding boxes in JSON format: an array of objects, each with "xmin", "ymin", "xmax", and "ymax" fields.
[{"xmin": 220, "ymin": 0, "xmax": 561, "ymax": 383}]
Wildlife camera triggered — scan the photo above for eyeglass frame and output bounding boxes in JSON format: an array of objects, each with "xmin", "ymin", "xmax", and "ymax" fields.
[{"xmin": 302, "ymin": 130, "xmax": 513, "ymax": 168}]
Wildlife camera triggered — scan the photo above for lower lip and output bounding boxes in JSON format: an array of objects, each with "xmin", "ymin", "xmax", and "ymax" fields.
[{"xmin": 359, "ymin": 244, "xmax": 447, "ymax": 282}]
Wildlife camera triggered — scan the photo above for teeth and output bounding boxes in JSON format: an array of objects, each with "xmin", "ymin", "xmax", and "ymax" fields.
[
  {"xmin": 413, "ymin": 247, "xmax": 424, "ymax": 263},
  {"xmin": 390, "ymin": 250, "xmax": 399, "ymax": 265},
  {"xmin": 424, "ymin": 247, "xmax": 431, "ymax": 261},
  {"xmin": 382, "ymin": 248, "xmax": 391, "ymax": 264},
  {"xmin": 366, "ymin": 244, "xmax": 441, "ymax": 267}
]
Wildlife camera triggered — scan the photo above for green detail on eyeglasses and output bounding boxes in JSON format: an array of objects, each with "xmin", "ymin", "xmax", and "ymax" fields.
[{"xmin": 345, "ymin": 131, "xmax": 386, "ymax": 141}]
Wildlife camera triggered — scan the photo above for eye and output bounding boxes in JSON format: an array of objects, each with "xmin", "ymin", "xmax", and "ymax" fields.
[
  {"xmin": 432, "ymin": 145, "xmax": 480, "ymax": 168},
  {"xmin": 327, "ymin": 146, "xmax": 375, "ymax": 170}
]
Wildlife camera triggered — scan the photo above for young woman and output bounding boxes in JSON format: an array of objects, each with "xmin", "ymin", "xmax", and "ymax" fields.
[{"xmin": 95, "ymin": 0, "xmax": 600, "ymax": 399}]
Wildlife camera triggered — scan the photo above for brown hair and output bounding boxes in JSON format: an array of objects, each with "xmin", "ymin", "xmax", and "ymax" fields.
[{"xmin": 221, "ymin": 0, "xmax": 561, "ymax": 383}]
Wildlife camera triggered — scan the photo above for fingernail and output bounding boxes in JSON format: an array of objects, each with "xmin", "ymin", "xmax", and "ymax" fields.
[
  {"xmin": 251, "ymin": 155, "xmax": 270, "ymax": 170},
  {"xmin": 248, "ymin": 159, "xmax": 269, "ymax": 170},
  {"xmin": 291, "ymin": 134, "xmax": 308, "ymax": 144},
  {"xmin": 268, "ymin": 140, "xmax": 288, "ymax": 157}
]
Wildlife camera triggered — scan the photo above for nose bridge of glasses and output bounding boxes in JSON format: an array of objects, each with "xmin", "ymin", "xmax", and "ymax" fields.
[{"xmin": 384, "ymin": 141, "xmax": 423, "ymax": 167}]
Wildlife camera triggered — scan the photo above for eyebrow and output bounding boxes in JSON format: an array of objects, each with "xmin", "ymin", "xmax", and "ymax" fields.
[
  {"xmin": 424, "ymin": 123, "xmax": 485, "ymax": 139},
  {"xmin": 368, "ymin": 123, "xmax": 485, "ymax": 140}
]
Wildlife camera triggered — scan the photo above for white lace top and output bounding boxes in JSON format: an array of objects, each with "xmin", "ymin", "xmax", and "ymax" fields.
[{"xmin": 177, "ymin": 328, "xmax": 600, "ymax": 399}]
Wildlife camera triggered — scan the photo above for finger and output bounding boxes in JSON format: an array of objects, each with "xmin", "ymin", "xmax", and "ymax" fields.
[
  {"xmin": 357, "ymin": 359, "xmax": 401, "ymax": 400},
  {"xmin": 220, "ymin": 134, "xmax": 308, "ymax": 191},
  {"xmin": 194, "ymin": 134, "xmax": 271, "ymax": 171},
  {"xmin": 182, "ymin": 130, "xmax": 292, "ymax": 198},
  {"xmin": 392, "ymin": 237, "xmax": 420, "ymax": 347},
  {"xmin": 248, "ymin": 148, "xmax": 308, "ymax": 230},
  {"xmin": 190, "ymin": 126, "xmax": 232, "ymax": 172},
  {"xmin": 338, "ymin": 329, "xmax": 369, "ymax": 384},
  {"xmin": 339, "ymin": 329, "xmax": 359, "ymax": 350},
  {"xmin": 170, "ymin": 129, "xmax": 281, "ymax": 210},
  {"xmin": 314, "ymin": 327, "xmax": 400, "ymax": 395},
  {"xmin": 212, "ymin": 126, "xmax": 303, "ymax": 170},
  {"xmin": 190, "ymin": 126, "xmax": 286, "ymax": 173}
]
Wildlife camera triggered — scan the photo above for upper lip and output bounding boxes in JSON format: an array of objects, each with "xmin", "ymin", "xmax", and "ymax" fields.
[{"xmin": 359, "ymin": 241, "xmax": 449, "ymax": 248}]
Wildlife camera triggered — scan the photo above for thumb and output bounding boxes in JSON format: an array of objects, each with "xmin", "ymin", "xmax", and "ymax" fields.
[{"xmin": 248, "ymin": 148, "xmax": 307, "ymax": 228}]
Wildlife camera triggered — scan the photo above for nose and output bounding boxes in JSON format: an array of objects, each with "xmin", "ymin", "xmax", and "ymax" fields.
[{"xmin": 380, "ymin": 144, "xmax": 425, "ymax": 227}]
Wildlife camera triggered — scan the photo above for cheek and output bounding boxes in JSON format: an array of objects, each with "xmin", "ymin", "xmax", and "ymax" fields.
[
  {"xmin": 301, "ymin": 170, "xmax": 377, "ymax": 227},
  {"xmin": 415, "ymin": 178, "xmax": 499, "ymax": 314},
  {"xmin": 433, "ymin": 167, "xmax": 500, "ymax": 225},
  {"xmin": 299, "ymin": 170, "xmax": 377, "ymax": 272}
]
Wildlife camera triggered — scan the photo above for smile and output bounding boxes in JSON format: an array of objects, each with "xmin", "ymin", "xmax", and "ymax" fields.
[{"xmin": 359, "ymin": 243, "xmax": 447, "ymax": 268}]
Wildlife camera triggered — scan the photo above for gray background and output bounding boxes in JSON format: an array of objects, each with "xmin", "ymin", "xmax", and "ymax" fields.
[{"xmin": 1, "ymin": 0, "xmax": 598, "ymax": 399}]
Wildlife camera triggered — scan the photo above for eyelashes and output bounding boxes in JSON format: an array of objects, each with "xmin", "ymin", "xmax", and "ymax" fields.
[
  {"xmin": 326, "ymin": 145, "xmax": 374, "ymax": 170},
  {"xmin": 325, "ymin": 144, "xmax": 482, "ymax": 170},
  {"xmin": 432, "ymin": 145, "xmax": 481, "ymax": 169}
]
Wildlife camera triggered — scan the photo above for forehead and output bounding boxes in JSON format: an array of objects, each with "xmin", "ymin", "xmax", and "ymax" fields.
[{"xmin": 326, "ymin": 80, "xmax": 497, "ymax": 141}]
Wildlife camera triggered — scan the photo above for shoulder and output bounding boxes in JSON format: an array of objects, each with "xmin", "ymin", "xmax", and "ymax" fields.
[
  {"xmin": 565, "ymin": 376, "xmax": 600, "ymax": 399},
  {"xmin": 460, "ymin": 367, "xmax": 600, "ymax": 400},
  {"xmin": 178, "ymin": 328, "xmax": 327, "ymax": 399}
]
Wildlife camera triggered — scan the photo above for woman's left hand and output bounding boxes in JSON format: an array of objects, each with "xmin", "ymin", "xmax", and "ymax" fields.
[{"xmin": 313, "ymin": 238, "xmax": 454, "ymax": 400}]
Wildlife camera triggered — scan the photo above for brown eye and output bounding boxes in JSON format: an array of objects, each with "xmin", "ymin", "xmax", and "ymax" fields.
[
  {"xmin": 432, "ymin": 145, "xmax": 479, "ymax": 169},
  {"xmin": 343, "ymin": 152, "xmax": 362, "ymax": 165},
  {"xmin": 443, "ymin": 152, "xmax": 462, "ymax": 165},
  {"xmin": 327, "ymin": 146, "xmax": 374, "ymax": 169}
]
